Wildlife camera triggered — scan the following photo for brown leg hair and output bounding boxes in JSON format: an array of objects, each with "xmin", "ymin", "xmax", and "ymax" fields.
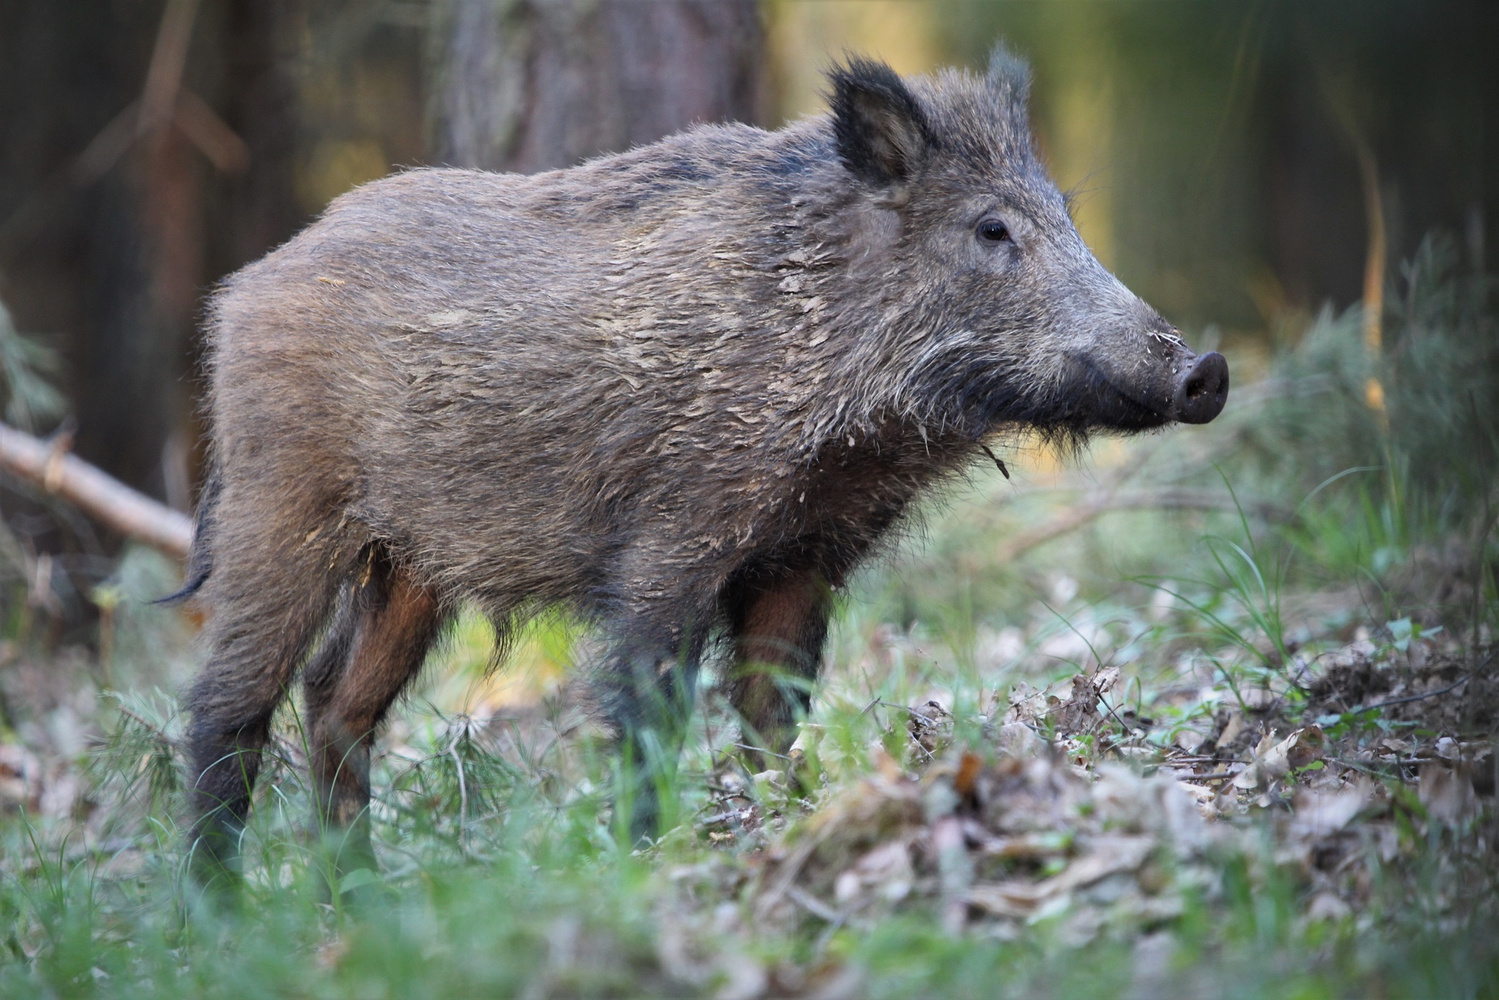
[
  {"xmin": 723, "ymin": 573, "xmax": 833, "ymax": 770},
  {"xmin": 304, "ymin": 551, "xmax": 442, "ymax": 874}
]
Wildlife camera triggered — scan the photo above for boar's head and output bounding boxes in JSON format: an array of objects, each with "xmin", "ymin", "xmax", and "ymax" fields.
[{"xmin": 827, "ymin": 49, "xmax": 1228, "ymax": 449}]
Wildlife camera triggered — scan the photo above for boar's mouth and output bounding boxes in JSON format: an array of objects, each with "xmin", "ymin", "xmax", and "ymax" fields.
[
  {"xmin": 1061, "ymin": 352, "xmax": 1179, "ymax": 432},
  {"xmin": 1058, "ymin": 350, "xmax": 1228, "ymax": 431},
  {"xmin": 933, "ymin": 346, "xmax": 1227, "ymax": 442}
]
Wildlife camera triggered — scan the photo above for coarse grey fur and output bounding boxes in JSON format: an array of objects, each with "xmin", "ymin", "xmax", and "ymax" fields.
[{"xmin": 178, "ymin": 49, "xmax": 1228, "ymax": 888}]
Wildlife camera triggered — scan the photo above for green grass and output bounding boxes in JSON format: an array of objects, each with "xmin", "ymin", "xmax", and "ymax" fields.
[{"xmin": 3, "ymin": 486, "xmax": 1493, "ymax": 999}]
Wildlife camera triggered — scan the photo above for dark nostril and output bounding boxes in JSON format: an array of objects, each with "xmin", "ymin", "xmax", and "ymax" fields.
[{"xmin": 1173, "ymin": 351, "xmax": 1229, "ymax": 424}]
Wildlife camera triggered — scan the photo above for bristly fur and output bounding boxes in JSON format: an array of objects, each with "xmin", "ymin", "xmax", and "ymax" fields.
[{"xmin": 178, "ymin": 48, "xmax": 1218, "ymax": 874}]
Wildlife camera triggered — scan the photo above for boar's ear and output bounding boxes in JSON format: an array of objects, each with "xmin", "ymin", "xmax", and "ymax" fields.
[
  {"xmin": 986, "ymin": 43, "xmax": 1033, "ymax": 111},
  {"xmin": 830, "ymin": 58, "xmax": 935, "ymax": 188}
]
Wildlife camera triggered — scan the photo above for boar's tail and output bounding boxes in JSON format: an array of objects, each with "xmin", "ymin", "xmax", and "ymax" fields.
[{"xmin": 154, "ymin": 470, "xmax": 220, "ymax": 604}]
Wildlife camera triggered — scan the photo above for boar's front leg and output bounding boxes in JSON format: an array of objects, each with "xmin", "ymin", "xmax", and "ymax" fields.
[
  {"xmin": 723, "ymin": 572, "xmax": 834, "ymax": 772},
  {"xmin": 304, "ymin": 550, "xmax": 442, "ymax": 879},
  {"xmin": 597, "ymin": 623, "xmax": 706, "ymax": 844}
]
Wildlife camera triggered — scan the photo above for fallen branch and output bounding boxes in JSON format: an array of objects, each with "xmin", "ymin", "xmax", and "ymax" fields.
[
  {"xmin": 0, "ymin": 422, "xmax": 191, "ymax": 559},
  {"xmin": 997, "ymin": 489, "xmax": 1292, "ymax": 562}
]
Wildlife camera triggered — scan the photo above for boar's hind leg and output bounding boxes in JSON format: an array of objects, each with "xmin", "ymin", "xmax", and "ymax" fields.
[
  {"xmin": 724, "ymin": 573, "xmax": 834, "ymax": 772},
  {"xmin": 304, "ymin": 550, "xmax": 441, "ymax": 877},
  {"xmin": 185, "ymin": 537, "xmax": 351, "ymax": 891}
]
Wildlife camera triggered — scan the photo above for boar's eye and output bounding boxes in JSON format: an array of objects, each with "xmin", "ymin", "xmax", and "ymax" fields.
[{"xmin": 976, "ymin": 218, "xmax": 1011, "ymax": 244}]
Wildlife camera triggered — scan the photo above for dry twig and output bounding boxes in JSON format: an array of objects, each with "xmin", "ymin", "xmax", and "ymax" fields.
[
  {"xmin": 998, "ymin": 489, "xmax": 1291, "ymax": 562},
  {"xmin": 0, "ymin": 421, "xmax": 191, "ymax": 559}
]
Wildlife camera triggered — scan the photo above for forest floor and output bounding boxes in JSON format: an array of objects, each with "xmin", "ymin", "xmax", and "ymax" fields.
[{"xmin": 1, "ymin": 452, "xmax": 1495, "ymax": 998}]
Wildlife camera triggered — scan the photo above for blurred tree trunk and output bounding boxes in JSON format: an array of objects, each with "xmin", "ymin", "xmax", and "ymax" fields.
[
  {"xmin": 0, "ymin": 0, "xmax": 308, "ymax": 630},
  {"xmin": 0, "ymin": 0, "xmax": 306, "ymax": 508},
  {"xmin": 0, "ymin": 0, "xmax": 171, "ymax": 501},
  {"xmin": 427, "ymin": 0, "xmax": 764, "ymax": 174}
]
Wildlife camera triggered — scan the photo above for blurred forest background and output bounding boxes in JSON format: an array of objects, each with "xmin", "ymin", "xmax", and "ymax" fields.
[
  {"xmin": 0, "ymin": 1, "xmax": 1493, "ymax": 622},
  {"xmin": 3, "ymin": 0, "xmax": 1498, "ymax": 639},
  {"xmin": 1, "ymin": 4, "xmax": 1498, "ymax": 995}
]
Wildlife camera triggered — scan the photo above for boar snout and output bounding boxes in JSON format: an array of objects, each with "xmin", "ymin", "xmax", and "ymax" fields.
[{"xmin": 1170, "ymin": 351, "xmax": 1229, "ymax": 424}]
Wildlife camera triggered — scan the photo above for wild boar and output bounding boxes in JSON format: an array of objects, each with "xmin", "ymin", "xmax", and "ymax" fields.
[{"xmin": 177, "ymin": 49, "xmax": 1227, "ymax": 885}]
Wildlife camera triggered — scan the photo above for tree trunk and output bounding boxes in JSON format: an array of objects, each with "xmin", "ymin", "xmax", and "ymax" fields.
[
  {"xmin": 0, "ymin": 0, "xmax": 307, "ymax": 506},
  {"xmin": 0, "ymin": 0, "xmax": 308, "ymax": 628},
  {"xmin": 427, "ymin": 0, "xmax": 764, "ymax": 174}
]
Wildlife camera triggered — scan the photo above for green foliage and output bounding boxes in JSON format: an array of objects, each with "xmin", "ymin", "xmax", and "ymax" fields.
[
  {"xmin": 0, "ymin": 296, "xmax": 69, "ymax": 613},
  {"xmin": 1246, "ymin": 235, "xmax": 1498, "ymax": 540},
  {"xmin": 1387, "ymin": 238, "xmax": 1499, "ymax": 510},
  {"xmin": 0, "ymin": 299, "xmax": 65, "ymax": 433}
]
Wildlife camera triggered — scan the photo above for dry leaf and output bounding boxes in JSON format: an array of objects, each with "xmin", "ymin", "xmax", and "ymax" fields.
[
  {"xmin": 1218, "ymin": 711, "xmax": 1246, "ymax": 748},
  {"xmin": 1291, "ymin": 781, "xmax": 1369, "ymax": 838},
  {"xmin": 1420, "ymin": 764, "xmax": 1478, "ymax": 824},
  {"xmin": 996, "ymin": 722, "xmax": 1045, "ymax": 758},
  {"xmin": 1173, "ymin": 729, "xmax": 1206, "ymax": 753},
  {"xmin": 1250, "ymin": 726, "xmax": 1327, "ymax": 784}
]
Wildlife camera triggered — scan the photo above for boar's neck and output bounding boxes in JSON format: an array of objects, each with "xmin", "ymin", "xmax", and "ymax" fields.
[{"xmin": 735, "ymin": 125, "xmax": 992, "ymax": 477}]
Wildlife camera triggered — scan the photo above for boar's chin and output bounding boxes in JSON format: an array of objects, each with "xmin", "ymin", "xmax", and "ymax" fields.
[{"xmin": 940, "ymin": 372, "xmax": 1157, "ymax": 455}]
